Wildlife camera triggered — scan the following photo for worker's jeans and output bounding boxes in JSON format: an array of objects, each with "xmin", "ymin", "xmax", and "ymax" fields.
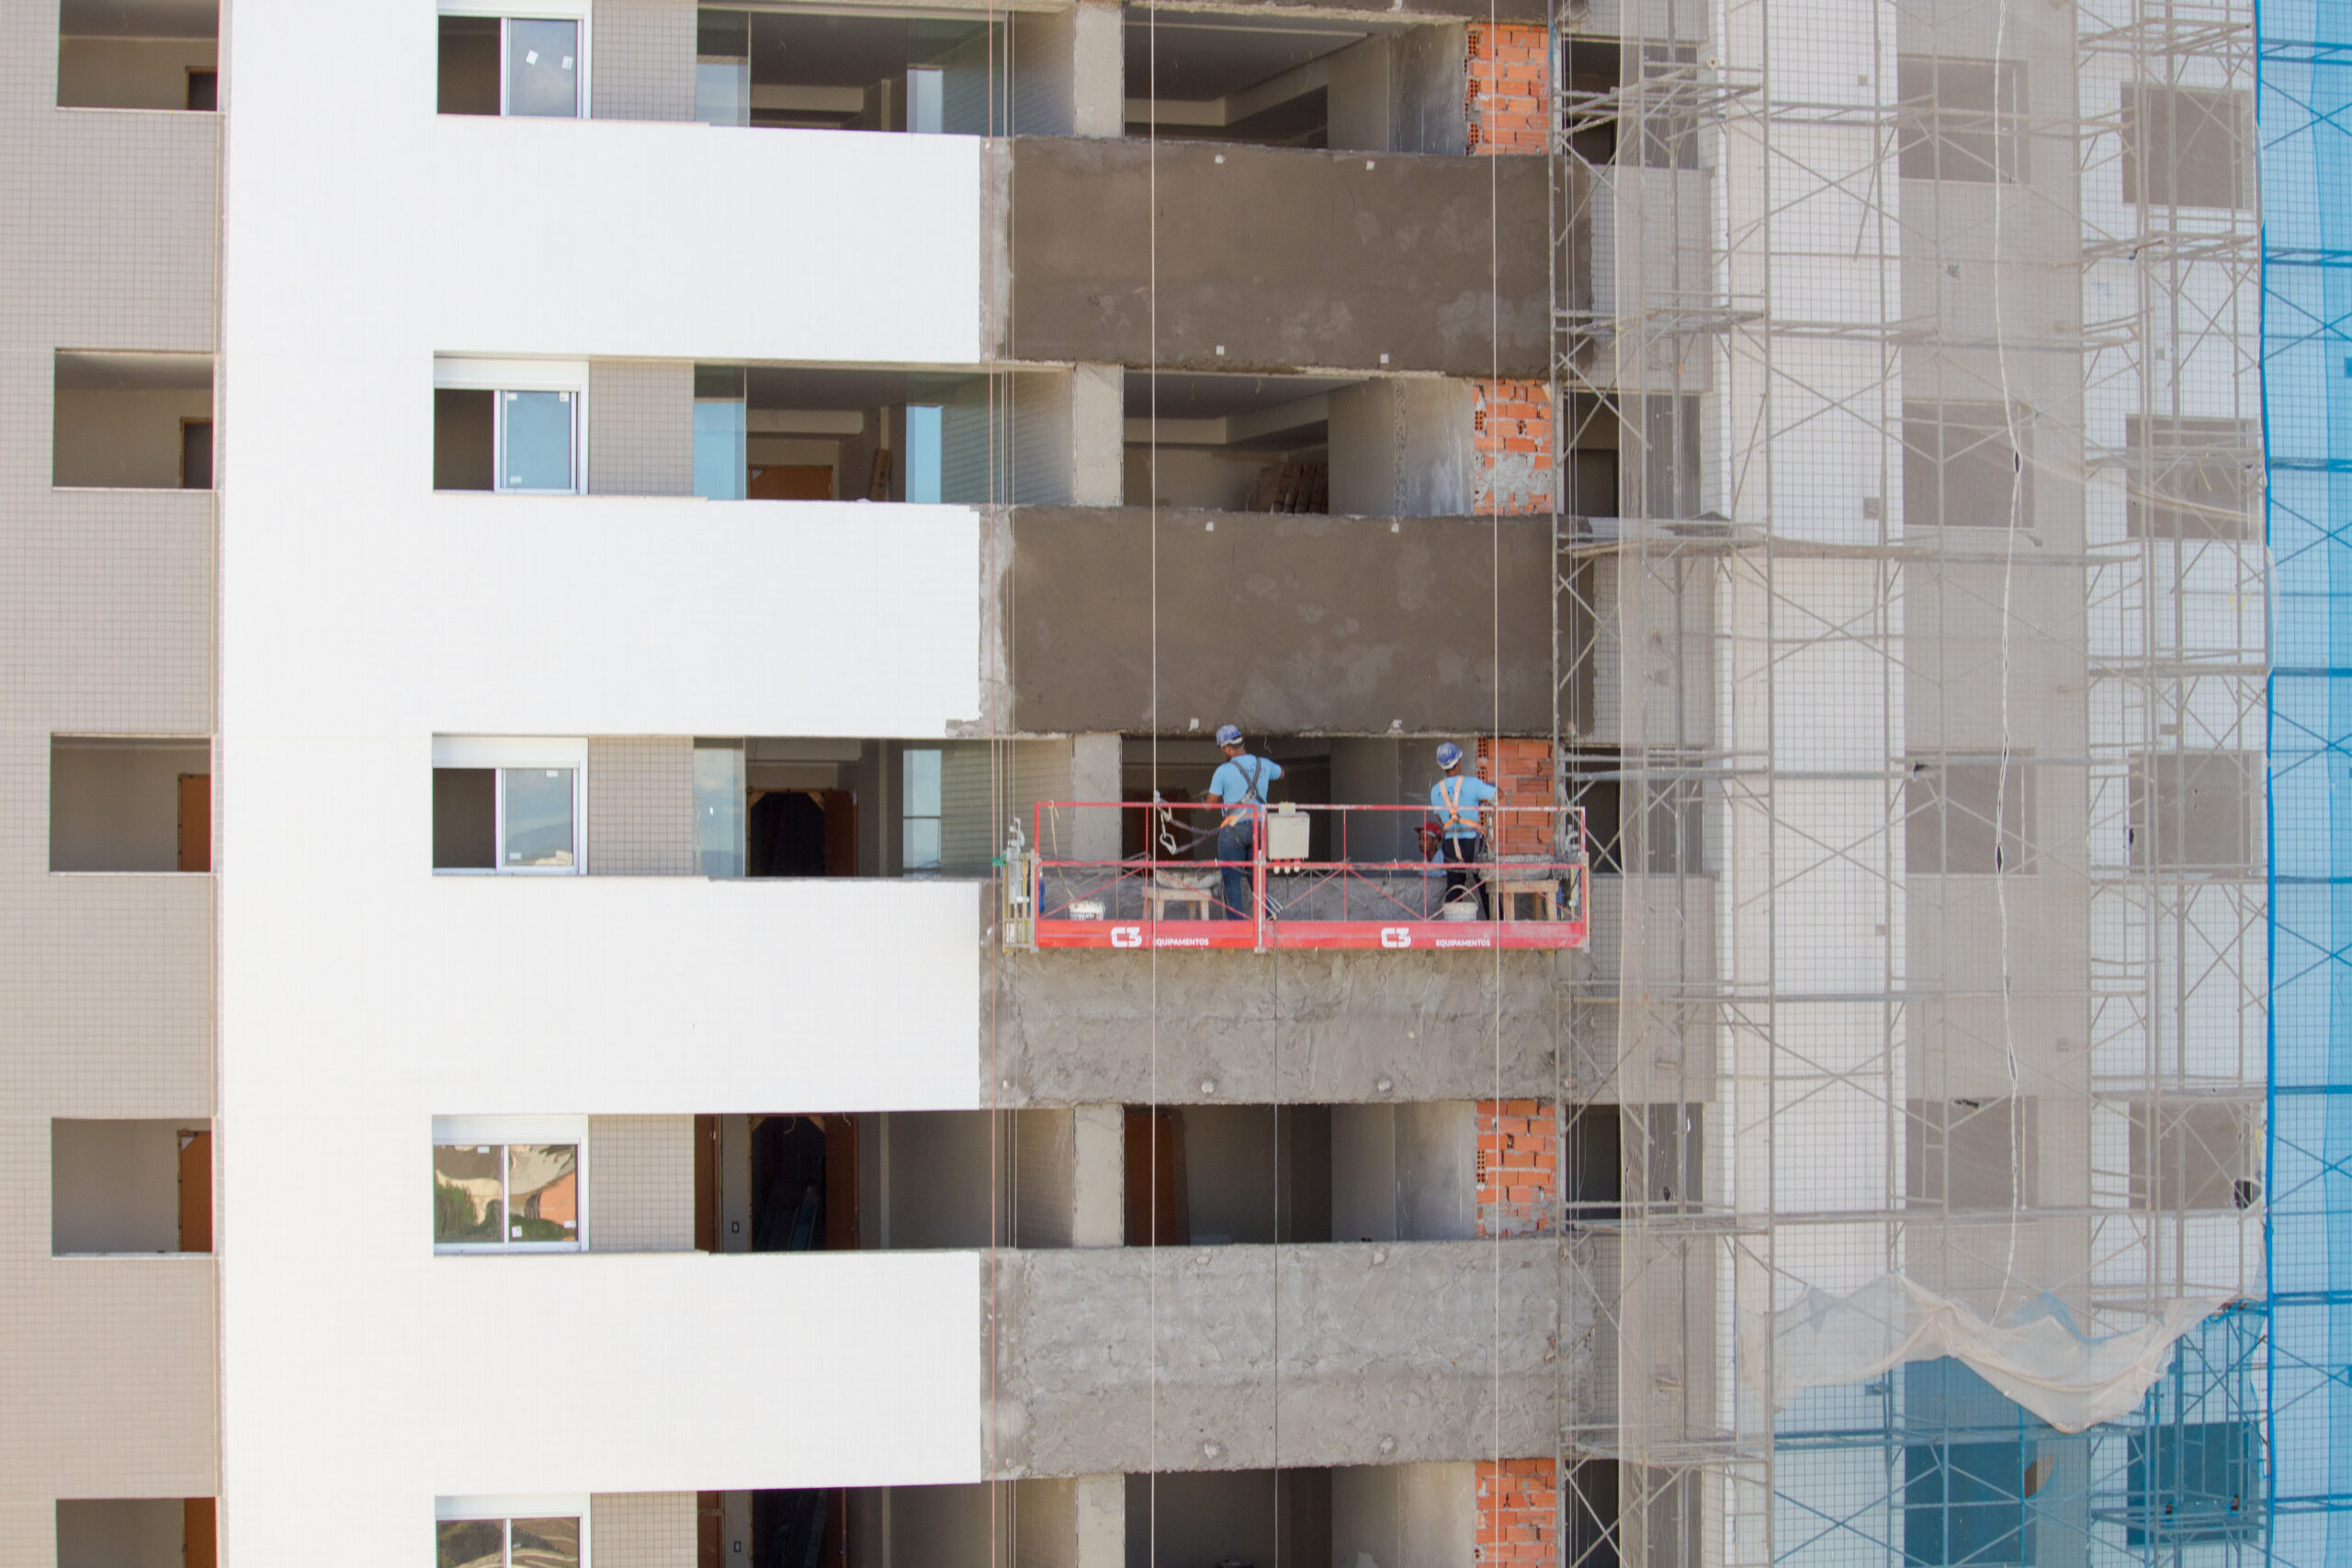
[
  {"xmin": 1442, "ymin": 834, "xmax": 1488, "ymax": 918},
  {"xmin": 1217, "ymin": 823, "xmax": 1256, "ymax": 919}
]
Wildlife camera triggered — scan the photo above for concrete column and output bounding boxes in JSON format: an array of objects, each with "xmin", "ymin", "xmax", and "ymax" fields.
[
  {"xmin": 1075, "ymin": 1474, "xmax": 1125, "ymax": 1568},
  {"xmin": 1070, "ymin": 733, "xmax": 1123, "ymax": 863},
  {"xmin": 1070, "ymin": 4, "xmax": 1124, "ymax": 137},
  {"xmin": 1072, "ymin": 1104, "xmax": 1125, "ymax": 1246},
  {"xmin": 1071, "ymin": 364, "xmax": 1124, "ymax": 504},
  {"xmin": 1328, "ymin": 379, "xmax": 1477, "ymax": 517}
]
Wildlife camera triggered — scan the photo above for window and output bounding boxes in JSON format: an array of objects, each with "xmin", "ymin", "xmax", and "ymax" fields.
[
  {"xmin": 1906, "ymin": 757, "xmax": 2032, "ymax": 874},
  {"xmin": 433, "ymin": 1119, "xmax": 586, "ymax": 1250},
  {"xmin": 2126, "ymin": 1422, "xmax": 2257, "ymax": 1544},
  {"xmin": 1905, "ymin": 1441, "xmax": 2037, "ymax": 1566},
  {"xmin": 2126, "ymin": 415, "xmax": 2259, "ymax": 538},
  {"xmin": 1898, "ymin": 57, "xmax": 2027, "ymax": 183},
  {"xmin": 695, "ymin": 739, "xmax": 747, "ymax": 876},
  {"xmin": 2128, "ymin": 750, "xmax": 2260, "ymax": 871},
  {"xmin": 435, "ymin": 1499, "xmax": 587, "ymax": 1567},
  {"xmin": 1907, "ymin": 1098, "xmax": 2036, "ymax": 1210},
  {"xmin": 695, "ymin": 9, "xmax": 751, "ymax": 125},
  {"xmin": 434, "ymin": 360, "xmax": 586, "ymax": 494},
  {"xmin": 694, "ymin": 365, "xmax": 747, "ymax": 500},
  {"xmin": 904, "ymin": 405, "xmax": 944, "ymax": 503},
  {"xmin": 2130, "ymin": 1100, "xmax": 2259, "ymax": 1211},
  {"xmin": 433, "ymin": 737, "xmax": 585, "ymax": 874},
  {"xmin": 438, "ymin": 10, "xmax": 586, "ymax": 118},
  {"xmin": 1905, "ymin": 402, "xmax": 2030, "ymax": 529},
  {"xmin": 2122, "ymin": 85, "xmax": 2250, "ymax": 209},
  {"xmin": 901, "ymin": 747, "xmax": 943, "ymax": 873}
]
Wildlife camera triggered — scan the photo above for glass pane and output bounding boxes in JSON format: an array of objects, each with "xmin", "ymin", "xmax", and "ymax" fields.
[
  {"xmin": 905, "ymin": 405, "xmax": 943, "ymax": 502},
  {"xmin": 907, "ymin": 66, "xmax": 944, "ymax": 133},
  {"xmin": 512, "ymin": 1518, "xmax": 582, "ymax": 1568},
  {"xmin": 903, "ymin": 816, "xmax": 942, "ymax": 872},
  {"xmin": 695, "ymin": 741, "xmax": 747, "ymax": 877},
  {"xmin": 501, "ymin": 390, "xmax": 574, "ymax": 491},
  {"xmin": 903, "ymin": 748, "xmax": 942, "ymax": 817},
  {"xmin": 696, "ymin": 59, "xmax": 749, "ymax": 126},
  {"xmin": 507, "ymin": 1145, "xmax": 579, "ymax": 1243},
  {"xmin": 694, "ymin": 399, "xmax": 747, "ymax": 500},
  {"xmin": 506, "ymin": 18, "xmax": 579, "ymax": 118},
  {"xmin": 437, "ymin": 1519, "xmax": 506, "ymax": 1568},
  {"xmin": 502, "ymin": 767, "xmax": 576, "ymax": 867},
  {"xmin": 434, "ymin": 1145, "xmax": 503, "ymax": 1245}
]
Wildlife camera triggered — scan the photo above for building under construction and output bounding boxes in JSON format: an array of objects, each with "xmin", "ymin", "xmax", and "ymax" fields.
[{"xmin": 4, "ymin": 0, "xmax": 2344, "ymax": 1562}]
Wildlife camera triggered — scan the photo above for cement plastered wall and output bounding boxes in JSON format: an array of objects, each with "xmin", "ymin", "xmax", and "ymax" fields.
[
  {"xmin": 2, "ymin": 3, "xmax": 220, "ymax": 1510},
  {"xmin": 1007, "ymin": 509, "xmax": 1557, "ymax": 736},
  {"xmin": 989, "ymin": 1239, "xmax": 1562, "ymax": 1476},
  {"xmin": 992, "ymin": 952, "xmax": 1570, "ymax": 1106},
  {"xmin": 1006, "ymin": 141, "xmax": 1549, "ymax": 375}
]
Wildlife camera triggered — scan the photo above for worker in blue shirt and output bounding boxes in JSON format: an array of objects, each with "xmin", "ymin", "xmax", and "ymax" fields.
[
  {"xmin": 1428, "ymin": 741, "xmax": 1498, "ymax": 917},
  {"xmin": 1204, "ymin": 724, "xmax": 1283, "ymax": 919}
]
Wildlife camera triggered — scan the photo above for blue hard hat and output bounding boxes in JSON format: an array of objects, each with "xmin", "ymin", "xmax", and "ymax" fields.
[
  {"xmin": 1436, "ymin": 741, "xmax": 1464, "ymax": 769},
  {"xmin": 1216, "ymin": 724, "xmax": 1243, "ymax": 747}
]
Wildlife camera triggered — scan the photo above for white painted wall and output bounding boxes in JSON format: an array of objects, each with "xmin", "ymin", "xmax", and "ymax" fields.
[{"xmin": 217, "ymin": 2, "xmax": 993, "ymax": 1551}]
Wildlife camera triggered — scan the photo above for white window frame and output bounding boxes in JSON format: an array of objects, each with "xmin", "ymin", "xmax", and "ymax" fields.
[
  {"xmin": 433, "ymin": 1115, "xmax": 590, "ymax": 1252},
  {"xmin": 435, "ymin": 358, "xmax": 589, "ymax": 495},
  {"xmin": 435, "ymin": 1495, "xmax": 593, "ymax": 1566},
  {"xmin": 437, "ymin": 1, "xmax": 594, "ymax": 119},
  {"xmin": 433, "ymin": 734, "xmax": 589, "ymax": 875}
]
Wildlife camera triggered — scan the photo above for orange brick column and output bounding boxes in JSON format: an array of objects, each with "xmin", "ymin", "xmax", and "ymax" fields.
[
  {"xmin": 1467, "ymin": 23, "xmax": 1552, "ymax": 154},
  {"xmin": 1476, "ymin": 1458, "xmax": 1559, "ymax": 1566},
  {"xmin": 1476, "ymin": 1099, "xmax": 1557, "ymax": 1236},
  {"xmin": 1473, "ymin": 379, "xmax": 1555, "ymax": 514},
  {"xmin": 1476, "ymin": 738, "xmax": 1556, "ymax": 856}
]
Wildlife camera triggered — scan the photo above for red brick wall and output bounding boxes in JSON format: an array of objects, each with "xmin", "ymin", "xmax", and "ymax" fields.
[
  {"xmin": 1476, "ymin": 1099, "xmax": 1556, "ymax": 1237},
  {"xmin": 1473, "ymin": 378, "xmax": 1555, "ymax": 515},
  {"xmin": 1467, "ymin": 23, "xmax": 1551, "ymax": 155},
  {"xmin": 1476, "ymin": 1458, "xmax": 1559, "ymax": 1566},
  {"xmin": 1476, "ymin": 738, "xmax": 1556, "ymax": 856}
]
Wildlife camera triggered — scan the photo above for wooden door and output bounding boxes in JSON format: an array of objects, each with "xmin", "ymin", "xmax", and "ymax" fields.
[
  {"xmin": 823, "ymin": 1114, "xmax": 859, "ymax": 1251},
  {"xmin": 177, "ymin": 773, "xmax": 210, "ymax": 873},
  {"xmin": 694, "ymin": 1113, "xmax": 719, "ymax": 1252},
  {"xmin": 1123, "ymin": 1107, "xmax": 1189, "ymax": 1246},
  {"xmin": 177, "ymin": 1129, "xmax": 211, "ymax": 1252},
  {"xmin": 184, "ymin": 1498, "xmax": 217, "ymax": 1568},
  {"xmin": 821, "ymin": 789, "xmax": 858, "ymax": 876},
  {"xmin": 697, "ymin": 1492, "xmax": 724, "ymax": 1568},
  {"xmin": 748, "ymin": 464, "xmax": 834, "ymax": 500}
]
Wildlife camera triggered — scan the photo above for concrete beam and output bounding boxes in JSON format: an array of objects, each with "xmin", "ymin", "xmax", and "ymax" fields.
[
  {"xmin": 989, "ymin": 1239, "xmax": 1563, "ymax": 1477},
  {"xmin": 990, "ymin": 950, "xmax": 1571, "ymax": 1107},
  {"xmin": 1004, "ymin": 141, "xmax": 1551, "ymax": 376},
  {"xmin": 1005, "ymin": 507, "xmax": 1560, "ymax": 737}
]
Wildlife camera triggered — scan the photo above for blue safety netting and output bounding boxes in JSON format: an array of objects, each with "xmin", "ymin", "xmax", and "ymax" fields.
[{"xmin": 2263, "ymin": 1, "xmax": 2352, "ymax": 1561}]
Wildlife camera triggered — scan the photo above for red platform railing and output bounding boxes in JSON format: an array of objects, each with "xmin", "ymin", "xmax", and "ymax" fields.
[{"xmin": 1011, "ymin": 801, "xmax": 1589, "ymax": 952}]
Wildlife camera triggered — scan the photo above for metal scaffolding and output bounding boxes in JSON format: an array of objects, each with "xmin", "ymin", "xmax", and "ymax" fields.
[{"xmin": 1548, "ymin": 0, "xmax": 2276, "ymax": 1557}]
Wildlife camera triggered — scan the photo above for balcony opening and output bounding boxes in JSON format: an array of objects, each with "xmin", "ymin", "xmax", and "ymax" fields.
[
  {"xmin": 55, "ymin": 1500, "xmax": 216, "ymax": 1568},
  {"xmin": 694, "ymin": 364, "xmax": 1062, "ymax": 503},
  {"xmin": 52, "ymin": 351, "xmax": 214, "ymax": 490},
  {"xmin": 1125, "ymin": 372, "xmax": 1350, "ymax": 512},
  {"xmin": 52, "ymin": 1119, "xmax": 211, "ymax": 1255},
  {"xmin": 50, "ymin": 735, "xmax": 210, "ymax": 873},
  {"xmin": 57, "ymin": 0, "xmax": 219, "ymax": 111},
  {"xmin": 695, "ymin": 1111, "xmax": 1059, "ymax": 1252},
  {"xmin": 1125, "ymin": 10, "xmax": 1444, "ymax": 152},
  {"xmin": 695, "ymin": 7, "xmax": 998, "ymax": 131},
  {"xmin": 1126, "ymin": 1101, "xmax": 1494, "ymax": 1247},
  {"xmin": 1129, "ymin": 1469, "xmax": 1333, "ymax": 1568}
]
